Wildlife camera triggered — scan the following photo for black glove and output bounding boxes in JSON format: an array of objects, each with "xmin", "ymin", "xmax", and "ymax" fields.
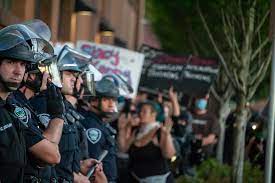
[{"xmin": 46, "ymin": 83, "xmax": 65, "ymax": 120}]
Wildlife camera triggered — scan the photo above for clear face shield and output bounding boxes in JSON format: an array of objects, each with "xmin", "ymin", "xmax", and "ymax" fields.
[
  {"xmin": 81, "ymin": 64, "xmax": 102, "ymax": 98},
  {"xmin": 58, "ymin": 45, "xmax": 103, "ymax": 98},
  {"xmin": 101, "ymin": 74, "xmax": 133, "ymax": 97},
  {"xmin": 81, "ymin": 71, "xmax": 95, "ymax": 97},
  {"xmin": 38, "ymin": 56, "xmax": 62, "ymax": 88}
]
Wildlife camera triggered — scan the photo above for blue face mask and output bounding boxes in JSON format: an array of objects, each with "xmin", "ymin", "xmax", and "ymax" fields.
[{"xmin": 195, "ymin": 99, "xmax": 207, "ymax": 110}]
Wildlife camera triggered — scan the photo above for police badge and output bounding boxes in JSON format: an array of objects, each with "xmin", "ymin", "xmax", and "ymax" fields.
[{"xmin": 86, "ymin": 128, "xmax": 102, "ymax": 144}]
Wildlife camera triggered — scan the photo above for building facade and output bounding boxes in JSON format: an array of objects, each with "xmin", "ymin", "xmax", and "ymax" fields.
[{"xmin": 0, "ymin": 0, "xmax": 146, "ymax": 50}]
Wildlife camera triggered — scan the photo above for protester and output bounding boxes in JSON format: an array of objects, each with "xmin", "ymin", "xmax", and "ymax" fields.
[
  {"xmin": 190, "ymin": 95, "xmax": 220, "ymax": 158},
  {"xmin": 118, "ymin": 100, "xmax": 175, "ymax": 183}
]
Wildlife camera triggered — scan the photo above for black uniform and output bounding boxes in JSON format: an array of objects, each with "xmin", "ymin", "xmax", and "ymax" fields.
[
  {"xmin": 80, "ymin": 111, "xmax": 118, "ymax": 182},
  {"xmin": 0, "ymin": 97, "xmax": 27, "ymax": 183},
  {"xmin": 30, "ymin": 92, "xmax": 82, "ymax": 182},
  {"xmin": 10, "ymin": 90, "xmax": 59, "ymax": 183}
]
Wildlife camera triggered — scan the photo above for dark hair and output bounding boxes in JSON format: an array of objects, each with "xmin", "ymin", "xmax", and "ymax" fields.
[{"xmin": 138, "ymin": 100, "xmax": 159, "ymax": 114}]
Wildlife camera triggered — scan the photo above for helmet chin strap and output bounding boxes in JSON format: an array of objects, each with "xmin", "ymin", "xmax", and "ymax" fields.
[
  {"xmin": 23, "ymin": 73, "xmax": 42, "ymax": 93},
  {"xmin": 92, "ymin": 98, "xmax": 119, "ymax": 122}
]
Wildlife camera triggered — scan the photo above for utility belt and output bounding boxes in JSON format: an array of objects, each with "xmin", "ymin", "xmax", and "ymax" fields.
[
  {"xmin": 24, "ymin": 175, "xmax": 58, "ymax": 183},
  {"xmin": 131, "ymin": 172, "xmax": 170, "ymax": 183},
  {"xmin": 57, "ymin": 177, "xmax": 72, "ymax": 183},
  {"xmin": 23, "ymin": 175, "xmax": 41, "ymax": 183}
]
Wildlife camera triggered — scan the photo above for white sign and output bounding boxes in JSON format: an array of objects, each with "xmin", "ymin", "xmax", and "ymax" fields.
[{"xmin": 76, "ymin": 41, "xmax": 145, "ymax": 98}]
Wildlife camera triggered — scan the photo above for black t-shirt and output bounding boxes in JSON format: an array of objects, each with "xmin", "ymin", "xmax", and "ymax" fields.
[{"xmin": 191, "ymin": 111, "xmax": 220, "ymax": 156}]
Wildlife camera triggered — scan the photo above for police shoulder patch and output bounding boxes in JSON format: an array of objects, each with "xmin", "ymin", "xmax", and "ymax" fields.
[
  {"xmin": 86, "ymin": 128, "xmax": 102, "ymax": 144},
  {"xmin": 14, "ymin": 106, "xmax": 29, "ymax": 126},
  {"xmin": 38, "ymin": 113, "xmax": 51, "ymax": 127}
]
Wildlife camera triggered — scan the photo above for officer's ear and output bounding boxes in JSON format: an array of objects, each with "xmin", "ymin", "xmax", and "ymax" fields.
[{"xmin": 89, "ymin": 97, "xmax": 99, "ymax": 107}]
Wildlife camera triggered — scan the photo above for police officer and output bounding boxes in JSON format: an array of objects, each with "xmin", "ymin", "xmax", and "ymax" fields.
[
  {"xmin": 0, "ymin": 20, "xmax": 62, "ymax": 183},
  {"xmin": 15, "ymin": 65, "xmax": 65, "ymax": 182},
  {"xmin": 31, "ymin": 46, "xmax": 101, "ymax": 183},
  {"xmin": 81, "ymin": 77, "xmax": 119, "ymax": 183},
  {"xmin": 7, "ymin": 20, "xmax": 65, "ymax": 183}
]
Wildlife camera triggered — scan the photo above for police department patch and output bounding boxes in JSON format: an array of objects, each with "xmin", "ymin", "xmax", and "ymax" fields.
[
  {"xmin": 14, "ymin": 106, "xmax": 29, "ymax": 126},
  {"xmin": 38, "ymin": 113, "xmax": 51, "ymax": 127},
  {"xmin": 86, "ymin": 128, "xmax": 102, "ymax": 144}
]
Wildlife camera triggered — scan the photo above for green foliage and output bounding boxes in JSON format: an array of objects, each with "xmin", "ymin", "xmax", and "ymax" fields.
[
  {"xmin": 175, "ymin": 159, "xmax": 264, "ymax": 183},
  {"xmin": 243, "ymin": 161, "xmax": 264, "ymax": 183},
  {"xmin": 146, "ymin": 0, "xmax": 271, "ymax": 99}
]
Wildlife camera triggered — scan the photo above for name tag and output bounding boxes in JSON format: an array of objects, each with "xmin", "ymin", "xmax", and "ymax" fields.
[{"xmin": 0, "ymin": 123, "xmax": 12, "ymax": 131}]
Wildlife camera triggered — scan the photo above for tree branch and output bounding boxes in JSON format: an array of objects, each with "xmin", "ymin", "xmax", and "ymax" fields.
[
  {"xmin": 188, "ymin": 35, "xmax": 199, "ymax": 56},
  {"xmin": 251, "ymin": 38, "xmax": 269, "ymax": 60},
  {"xmin": 197, "ymin": 4, "xmax": 238, "ymax": 88},
  {"xmin": 254, "ymin": 10, "xmax": 270, "ymax": 36},
  {"xmin": 249, "ymin": 61, "xmax": 265, "ymax": 87},
  {"xmin": 222, "ymin": 11, "xmax": 240, "ymax": 64},
  {"xmin": 232, "ymin": 69, "xmax": 244, "ymax": 93},
  {"xmin": 189, "ymin": 29, "xmax": 210, "ymax": 56},
  {"xmin": 224, "ymin": 83, "xmax": 234, "ymax": 100},
  {"xmin": 248, "ymin": 50, "xmax": 272, "ymax": 100},
  {"xmin": 210, "ymin": 86, "xmax": 222, "ymax": 103},
  {"xmin": 238, "ymin": 0, "xmax": 246, "ymax": 33}
]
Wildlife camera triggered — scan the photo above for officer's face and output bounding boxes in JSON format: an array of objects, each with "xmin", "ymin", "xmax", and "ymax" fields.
[
  {"xmin": 139, "ymin": 104, "xmax": 156, "ymax": 124},
  {"xmin": 100, "ymin": 97, "xmax": 117, "ymax": 113},
  {"xmin": 75, "ymin": 75, "xmax": 83, "ymax": 93},
  {"xmin": 61, "ymin": 71, "xmax": 77, "ymax": 95},
  {"xmin": 0, "ymin": 58, "xmax": 26, "ymax": 89}
]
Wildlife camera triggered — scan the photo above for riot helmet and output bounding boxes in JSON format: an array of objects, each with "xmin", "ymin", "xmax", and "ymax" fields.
[
  {"xmin": 95, "ymin": 77, "xmax": 120, "ymax": 99},
  {"xmin": 0, "ymin": 19, "xmax": 54, "ymax": 63},
  {"xmin": 0, "ymin": 19, "xmax": 55, "ymax": 91},
  {"xmin": 93, "ymin": 77, "xmax": 120, "ymax": 122},
  {"xmin": 57, "ymin": 45, "xmax": 88, "ymax": 73},
  {"xmin": 23, "ymin": 55, "xmax": 62, "ymax": 92},
  {"xmin": 57, "ymin": 45, "xmax": 99, "ymax": 98}
]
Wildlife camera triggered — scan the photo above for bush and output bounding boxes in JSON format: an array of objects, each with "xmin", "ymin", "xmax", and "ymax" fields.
[{"xmin": 176, "ymin": 159, "xmax": 263, "ymax": 183}]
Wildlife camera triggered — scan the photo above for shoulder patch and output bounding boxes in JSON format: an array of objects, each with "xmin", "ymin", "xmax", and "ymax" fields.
[
  {"xmin": 38, "ymin": 113, "xmax": 51, "ymax": 127},
  {"xmin": 14, "ymin": 106, "xmax": 29, "ymax": 126},
  {"xmin": 86, "ymin": 128, "xmax": 102, "ymax": 144}
]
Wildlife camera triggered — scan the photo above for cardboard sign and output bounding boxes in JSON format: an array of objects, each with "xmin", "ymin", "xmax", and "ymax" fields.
[
  {"xmin": 76, "ymin": 41, "xmax": 145, "ymax": 98},
  {"xmin": 139, "ymin": 45, "xmax": 219, "ymax": 97}
]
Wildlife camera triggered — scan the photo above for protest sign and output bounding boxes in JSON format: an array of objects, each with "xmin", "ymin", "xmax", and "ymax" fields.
[
  {"xmin": 139, "ymin": 45, "xmax": 219, "ymax": 97},
  {"xmin": 77, "ymin": 41, "xmax": 145, "ymax": 98}
]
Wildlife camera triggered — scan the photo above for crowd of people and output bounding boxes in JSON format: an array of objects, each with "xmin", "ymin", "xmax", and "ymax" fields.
[{"xmin": 0, "ymin": 19, "xmax": 223, "ymax": 183}]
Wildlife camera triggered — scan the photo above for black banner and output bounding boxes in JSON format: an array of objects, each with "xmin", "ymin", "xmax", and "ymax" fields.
[{"xmin": 139, "ymin": 45, "xmax": 219, "ymax": 97}]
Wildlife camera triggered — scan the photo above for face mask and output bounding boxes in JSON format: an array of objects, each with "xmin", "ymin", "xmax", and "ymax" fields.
[{"xmin": 195, "ymin": 99, "xmax": 207, "ymax": 110}]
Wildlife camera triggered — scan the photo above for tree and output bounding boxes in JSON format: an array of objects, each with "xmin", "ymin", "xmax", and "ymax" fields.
[
  {"xmin": 146, "ymin": 0, "xmax": 235, "ymax": 164},
  {"xmin": 146, "ymin": 0, "xmax": 271, "ymax": 182}
]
